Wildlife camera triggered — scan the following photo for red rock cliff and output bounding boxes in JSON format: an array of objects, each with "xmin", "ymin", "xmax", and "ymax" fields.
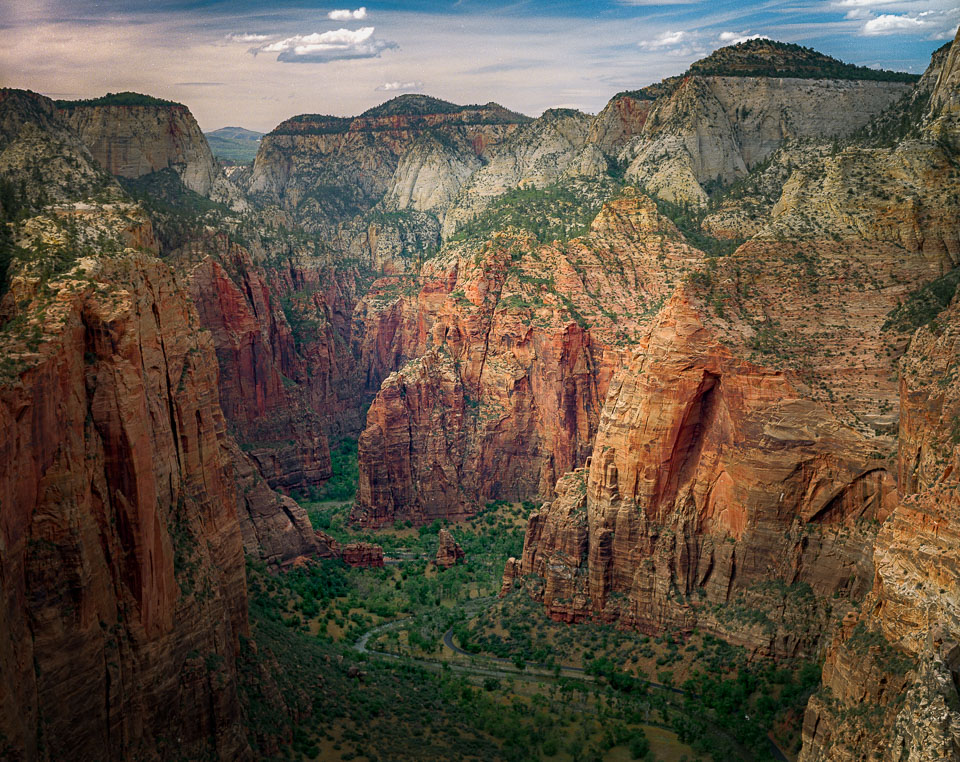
[
  {"xmin": 0, "ymin": 243, "xmax": 251, "ymax": 760},
  {"xmin": 800, "ymin": 297, "xmax": 960, "ymax": 761},
  {"xmin": 510, "ymin": 223, "xmax": 950, "ymax": 656},
  {"xmin": 353, "ymin": 191, "xmax": 705, "ymax": 526}
]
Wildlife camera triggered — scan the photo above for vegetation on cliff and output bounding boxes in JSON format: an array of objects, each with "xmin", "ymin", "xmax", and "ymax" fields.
[
  {"xmin": 449, "ymin": 180, "xmax": 618, "ymax": 244},
  {"xmin": 55, "ymin": 91, "xmax": 182, "ymax": 109},
  {"xmin": 687, "ymin": 39, "xmax": 920, "ymax": 82}
]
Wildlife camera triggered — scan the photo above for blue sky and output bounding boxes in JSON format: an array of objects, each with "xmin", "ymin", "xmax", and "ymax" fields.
[{"xmin": 1, "ymin": 1, "xmax": 956, "ymax": 131}]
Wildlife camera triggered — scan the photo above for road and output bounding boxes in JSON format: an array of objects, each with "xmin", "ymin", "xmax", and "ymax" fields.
[{"xmin": 353, "ymin": 603, "xmax": 790, "ymax": 761}]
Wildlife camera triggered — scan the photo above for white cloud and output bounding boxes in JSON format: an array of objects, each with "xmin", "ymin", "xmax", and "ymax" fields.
[
  {"xmin": 257, "ymin": 26, "xmax": 397, "ymax": 62},
  {"xmin": 328, "ymin": 8, "xmax": 367, "ymax": 21},
  {"xmin": 835, "ymin": 0, "xmax": 900, "ymax": 6},
  {"xmin": 639, "ymin": 30, "xmax": 687, "ymax": 49},
  {"xmin": 226, "ymin": 33, "xmax": 273, "ymax": 42},
  {"xmin": 376, "ymin": 80, "xmax": 424, "ymax": 92},
  {"xmin": 718, "ymin": 31, "xmax": 769, "ymax": 44},
  {"xmin": 861, "ymin": 11, "xmax": 956, "ymax": 36},
  {"xmin": 863, "ymin": 13, "xmax": 925, "ymax": 34}
]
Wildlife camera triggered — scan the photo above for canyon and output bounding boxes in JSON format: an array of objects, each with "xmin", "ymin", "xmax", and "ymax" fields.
[{"xmin": 0, "ymin": 33, "xmax": 958, "ymax": 761}]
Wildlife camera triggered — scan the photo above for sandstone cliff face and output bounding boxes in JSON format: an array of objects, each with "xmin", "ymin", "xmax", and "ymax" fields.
[
  {"xmin": 508, "ymin": 209, "xmax": 949, "ymax": 653},
  {"xmin": 700, "ymin": 39, "xmax": 960, "ymax": 245},
  {"xmin": 585, "ymin": 94, "xmax": 654, "ymax": 155},
  {"xmin": 173, "ymin": 233, "xmax": 377, "ymax": 562},
  {"xmin": 799, "ymin": 297, "xmax": 960, "ymax": 762},
  {"xmin": 245, "ymin": 98, "xmax": 527, "ymax": 233},
  {"xmin": 927, "ymin": 30, "xmax": 960, "ymax": 151},
  {"xmin": 0, "ymin": 91, "xmax": 328, "ymax": 759},
  {"xmin": 383, "ymin": 132, "xmax": 483, "ymax": 214},
  {"xmin": 440, "ymin": 109, "xmax": 598, "ymax": 238},
  {"xmin": 763, "ymin": 140, "xmax": 960, "ymax": 261},
  {"xmin": 60, "ymin": 100, "xmax": 246, "ymax": 209},
  {"xmin": 179, "ymin": 237, "xmax": 333, "ymax": 489},
  {"xmin": 353, "ymin": 191, "xmax": 705, "ymax": 526},
  {"xmin": 0, "ymin": 188, "xmax": 250, "ymax": 760},
  {"xmin": 619, "ymin": 76, "xmax": 912, "ymax": 205}
]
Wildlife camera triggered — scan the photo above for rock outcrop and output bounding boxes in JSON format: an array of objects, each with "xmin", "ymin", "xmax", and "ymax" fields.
[
  {"xmin": 508, "ymin": 215, "xmax": 951, "ymax": 653},
  {"xmin": 59, "ymin": 94, "xmax": 246, "ymax": 209},
  {"xmin": 440, "ymin": 108, "xmax": 598, "ymax": 238},
  {"xmin": 799, "ymin": 295, "xmax": 960, "ymax": 761},
  {"xmin": 585, "ymin": 93, "xmax": 654, "ymax": 155},
  {"xmin": 179, "ymin": 237, "xmax": 336, "ymax": 491},
  {"xmin": 341, "ymin": 542, "xmax": 385, "ymax": 568},
  {"xmin": 353, "ymin": 190, "xmax": 705, "ymax": 526},
  {"xmin": 927, "ymin": 34, "xmax": 960, "ymax": 151},
  {"xmin": 0, "ymin": 185, "xmax": 252, "ymax": 760},
  {"xmin": 435, "ymin": 528, "xmax": 465, "ymax": 569},
  {"xmin": 245, "ymin": 95, "xmax": 528, "ymax": 233},
  {"xmin": 0, "ymin": 88, "xmax": 317, "ymax": 759},
  {"xmin": 615, "ymin": 41, "xmax": 915, "ymax": 204}
]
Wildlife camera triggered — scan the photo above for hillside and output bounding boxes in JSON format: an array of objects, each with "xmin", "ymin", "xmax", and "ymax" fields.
[
  {"xmin": 687, "ymin": 38, "xmax": 920, "ymax": 82},
  {"xmin": 205, "ymin": 126, "xmax": 264, "ymax": 163}
]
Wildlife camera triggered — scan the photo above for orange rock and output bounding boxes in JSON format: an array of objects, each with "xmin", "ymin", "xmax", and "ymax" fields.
[
  {"xmin": 0, "ymin": 252, "xmax": 250, "ymax": 760},
  {"xmin": 435, "ymin": 528, "xmax": 465, "ymax": 569},
  {"xmin": 513, "ymin": 229, "xmax": 948, "ymax": 655},
  {"xmin": 341, "ymin": 542, "xmax": 385, "ymax": 568},
  {"xmin": 353, "ymin": 191, "xmax": 705, "ymax": 527}
]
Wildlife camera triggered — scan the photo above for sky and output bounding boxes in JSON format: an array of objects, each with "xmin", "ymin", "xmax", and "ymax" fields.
[{"xmin": 1, "ymin": 1, "xmax": 956, "ymax": 132}]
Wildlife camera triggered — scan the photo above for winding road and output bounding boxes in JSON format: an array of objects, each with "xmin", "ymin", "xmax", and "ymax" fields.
[{"xmin": 353, "ymin": 600, "xmax": 790, "ymax": 761}]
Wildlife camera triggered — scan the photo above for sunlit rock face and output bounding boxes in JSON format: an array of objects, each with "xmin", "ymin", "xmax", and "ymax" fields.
[
  {"xmin": 353, "ymin": 191, "xmax": 705, "ymax": 527},
  {"xmin": 60, "ymin": 98, "xmax": 247, "ymax": 210}
]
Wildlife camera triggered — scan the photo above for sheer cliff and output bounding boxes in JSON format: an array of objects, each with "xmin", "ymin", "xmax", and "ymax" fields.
[
  {"xmin": 58, "ymin": 92, "xmax": 247, "ymax": 210},
  {"xmin": 502, "ymin": 33, "xmax": 959, "ymax": 669},
  {"xmin": 0, "ymin": 89, "xmax": 324, "ymax": 759},
  {"xmin": 0, "ymin": 90, "xmax": 252, "ymax": 760}
]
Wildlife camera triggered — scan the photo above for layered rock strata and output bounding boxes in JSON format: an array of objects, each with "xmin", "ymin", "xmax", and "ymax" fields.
[
  {"xmin": 353, "ymin": 191, "xmax": 705, "ymax": 526},
  {"xmin": 246, "ymin": 96, "xmax": 528, "ymax": 232},
  {"xmin": 0, "ymin": 236, "xmax": 252, "ymax": 760},
  {"xmin": 799, "ymin": 296, "xmax": 960, "ymax": 762},
  {"xmin": 60, "ymin": 97, "xmax": 246, "ymax": 209}
]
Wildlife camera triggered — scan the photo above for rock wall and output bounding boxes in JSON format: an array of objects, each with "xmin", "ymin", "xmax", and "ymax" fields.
[
  {"xmin": 440, "ymin": 109, "xmax": 599, "ymax": 238},
  {"xmin": 799, "ymin": 297, "xmax": 960, "ymax": 761},
  {"xmin": 0, "ymin": 89, "xmax": 317, "ymax": 759},
  {"xmin": 508, "ymin": 221, "xmax": 949, "ymax": 655},
  {"xmin": 0, "ymin": 245, "xmax": 251, "ymax": 761},
  {"xmin": 61, "ymin": 102, "xmax": 219, "ymax": 195},
  {"xmin": 246, "ymin": 100, "xmax": 527, "ymax": 232},
  {"xmin": 354, "ymin": 191, "xmax": 705, "ymax": 526},
  {"xmin": 928, "ymin": 29, "xmax": 960, "ymax": 151},
  {"xmin": 620, "ymin": 75, "xmax": 913, "ymax": 204}
]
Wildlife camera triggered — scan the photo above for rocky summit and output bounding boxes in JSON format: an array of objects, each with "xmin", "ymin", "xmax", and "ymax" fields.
[{"xmin": 1, "ymin": 29, "xmax": 959, "ymax": 762}]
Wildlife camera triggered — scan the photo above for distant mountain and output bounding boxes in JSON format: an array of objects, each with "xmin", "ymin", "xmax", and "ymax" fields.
[
  {"xmin": 687, "ymin": 38, "xmax": 920, "ymax": 82},
  {"xmin": 204, "ymin": 126, "xmax": 264, "ymax": 163}
]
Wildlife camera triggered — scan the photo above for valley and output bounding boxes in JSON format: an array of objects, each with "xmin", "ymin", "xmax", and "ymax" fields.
[{"xmin": 1, "ymin": 32, "xmax": 960, "ymax": 762}]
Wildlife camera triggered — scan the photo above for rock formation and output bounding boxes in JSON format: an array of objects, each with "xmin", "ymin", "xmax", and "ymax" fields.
[
  {"xmin": 0, "ymin": 88, "xmax": 312, "ymax": 759},
  {"xmin": 796, "ymin": 35, "xmax": 960, "ymax": 760},
  {"xmin": 341, "ymin": 542, "xmax": 386, "ymax": 568},
  {"xmin": 2, "ymin": 29, "xmax": 958, "ymax": 761},
  {"xmin": 435, "ymin": 528, "xmax": 465, "ymax": 569},
  {"xmin": 616, "ymin": 41, "xmax": 915, "ymax": 205},
  {"xmin": 245, "ymin": 95, "xmax": 529, "ymax": 233},
  {"xmin": 58, "ymin": 93, "xmax": 247, "ymax": 209},
  {"xmin": 440, "ymin": 108, "xmax": 598, "ymax": 238},
  {"xmin": 0, "ymin": 100, "xmax": 253, "ymax": 756},
  {"xmin": 353, "ymin": 190, "xmax": 705, "ymax": 527},
  {"xmin": 799, "ymin": 296, "xmax": 960, "ymax": 761}
]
